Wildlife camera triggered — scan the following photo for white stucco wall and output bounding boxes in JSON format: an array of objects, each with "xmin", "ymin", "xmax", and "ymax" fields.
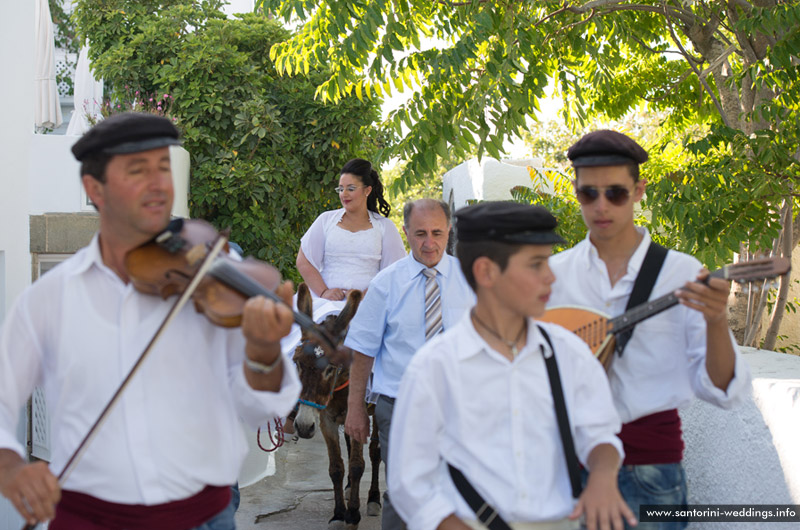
[
  {"xmin": 0, "ymin": 1, "xmax": 33, "ymax": 525},
  {"xmin": 221, "ymin": 0, "xmax": 255, "ymax": 16},
  {"xmin": 442, "ymin": 157, "xmax": 552, "ymax": 212},
  {"xmin": 29, "ymin": 134, "xmax": 84, "ymax": 214},
  {"xmin": 681, "ymin": 348, "xmax": 800, "ymax": 529},
  {"xmin": 28, "ymin": 134, "xmax": 190, "ymax": 217},
  {"xmin": 1, "ymin": 3, "xmax": 34, "ymax": 319}
]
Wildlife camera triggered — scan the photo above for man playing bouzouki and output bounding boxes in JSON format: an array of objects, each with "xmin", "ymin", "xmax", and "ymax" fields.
[{"xmin": 547, "ymin": 130, "xmax": 752, "ymax": 529}]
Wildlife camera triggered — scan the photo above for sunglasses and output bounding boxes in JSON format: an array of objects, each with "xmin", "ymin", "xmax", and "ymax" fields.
[{"xmin": 575, "ymin": 185, "xmax": 632, "ymax": 206}]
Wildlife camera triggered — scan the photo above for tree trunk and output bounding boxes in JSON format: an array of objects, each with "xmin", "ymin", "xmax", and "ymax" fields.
[{"xmin": 762, "ymin": 201, "xmax": 793, "ymax": 351}]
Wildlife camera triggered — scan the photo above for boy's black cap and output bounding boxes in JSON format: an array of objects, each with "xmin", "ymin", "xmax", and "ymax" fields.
[
  {"xmin": 71, "ymin": 112, "xmax": 181, "ymax": 161},
  {"xmin": 455, "ymin": 201, "xmax": 566, "ymax": 245},
  {"xmin": 567, "ymin": 129, "xmax": 648, "ymax": 167}
]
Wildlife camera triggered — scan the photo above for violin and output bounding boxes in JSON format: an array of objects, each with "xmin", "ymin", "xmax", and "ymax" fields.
[
  {"xmin": 125, "ymin": 217, "xmax": 349, "ymax": 365},
  {"xmin": 21, "ymin": 219, "xmax": 350, "ymax": 530}
]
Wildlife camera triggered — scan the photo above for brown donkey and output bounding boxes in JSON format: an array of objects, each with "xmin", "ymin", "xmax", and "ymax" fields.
[{"xmin": 292, "ymin": 283, "xmax": 381, "ymax": 529}]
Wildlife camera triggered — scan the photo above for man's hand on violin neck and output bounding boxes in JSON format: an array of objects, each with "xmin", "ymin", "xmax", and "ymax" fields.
[
  {"xmin": 241, "ymin": 281, "xmax": 294, "ymax": 390},
  {"xmin": 242, "ymin": 281, "xmax": 295, "ymax": 347},
  {"xmin": 0, "ymin": 450, "xmax": 60, "ymax": 525}
]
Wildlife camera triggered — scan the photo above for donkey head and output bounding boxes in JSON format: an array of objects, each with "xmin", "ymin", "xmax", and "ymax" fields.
[{"xmin": 293, "ymin": 283, "xmax": 362, "ymax": 439}]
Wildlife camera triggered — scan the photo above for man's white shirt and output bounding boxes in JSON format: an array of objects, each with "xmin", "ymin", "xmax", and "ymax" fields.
[
  {"xmin": 0, "ymin": 235, "xmax": 301, "ymax": 504},
  {"xmin": 548, "ymin": 228, "xmax": 751, "ymax": 423},
  {"xmin": 388, "ymin": 314, "xmax": 623, "ymax": 529}
]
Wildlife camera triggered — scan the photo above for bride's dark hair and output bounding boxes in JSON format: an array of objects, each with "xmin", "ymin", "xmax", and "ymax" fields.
[{"xmin": 340, "ymin": 158, "xmax": 391, "ymax": 217}]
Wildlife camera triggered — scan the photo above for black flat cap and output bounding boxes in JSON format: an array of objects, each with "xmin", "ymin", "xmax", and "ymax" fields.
[
  {"xmin": 455, "ymin": 201, "xmax": 566, "ymax": 245},
  {"xmin": 567, "ymin": 129, "xmax": 648, "ymax": 167},
  {"xmin": 72, "ymin": 112, "xmax": 181, "ymax": 161}
]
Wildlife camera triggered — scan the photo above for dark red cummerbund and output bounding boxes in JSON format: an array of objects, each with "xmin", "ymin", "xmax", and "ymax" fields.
[
  {"xmin": 50, "ymin": 485, "xmax": 231, "ymax": 530},
  {"xmin": 619, "ymin": 408, "xmax": 684, "ymax": 466}
]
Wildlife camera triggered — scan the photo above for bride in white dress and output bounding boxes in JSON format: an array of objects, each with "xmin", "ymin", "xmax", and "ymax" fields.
[
  {"xmin": 297, "ymin": 158, "xmax": 406, "ymax": 302},
  {"xmin": 282, "ymin": 159, "xmax": 405, "ymax": 354}
]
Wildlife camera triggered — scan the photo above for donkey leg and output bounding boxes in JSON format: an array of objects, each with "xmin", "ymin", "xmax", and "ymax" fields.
[
  {"xmin": 321, "ymin": 414, "xmax": 346, "ymax": 528},
  {"xmin": 343, "ymin": 432, "xmax": 352, "ymax": 499},
  {"xmin": 344, "ymin": 439, "xmax": 365, "ymax": 529},
  {"xmin": 367, "ymin": 415, "xmax": 382, "ymax": 516}
]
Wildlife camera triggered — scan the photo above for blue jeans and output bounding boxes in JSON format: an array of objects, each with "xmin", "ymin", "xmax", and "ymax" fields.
[
  {"xmin": 581, "ymin": 463, "xmax": 686, "ymax": 530},
  {"xmin": 190, "ymin": 483, "xmax": 240, "ymax": 530},
  {"xmin": 618, "ymin": 463, "xmax": 688, "ymax": 530}
]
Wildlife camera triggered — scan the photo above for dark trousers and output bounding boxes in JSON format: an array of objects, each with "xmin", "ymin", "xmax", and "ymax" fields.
[{"xmin": 376, "ymin": 394, "xmax": 408, "ymax": 530}]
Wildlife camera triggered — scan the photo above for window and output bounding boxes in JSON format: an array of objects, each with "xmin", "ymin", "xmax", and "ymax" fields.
[{"xmin": 36, "ymin": 253, "xmax": 72, "ymax": 279}]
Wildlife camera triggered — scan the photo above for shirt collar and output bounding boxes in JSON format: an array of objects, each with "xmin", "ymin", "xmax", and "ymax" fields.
[
  {"xmin": 70, "ymin": 232, "xmax": 129, "ymax": 286},
  {"xmin": 407, "ymin": 253, "xmax": 452, "ymax": 278},
  {"xmin": 625, "ymin": 227, "xmax": 652, "ymax": 272},
  {"xmin": 70, "ymin": 232, "xmax": 104, "ymax": 275},
  {"xmin": 584, "ymin": 226, "xmax": 651, "ymax": 279},
  {"xmin": 455, "ymin": 312, "xmax": 547, "ymax": 362}
]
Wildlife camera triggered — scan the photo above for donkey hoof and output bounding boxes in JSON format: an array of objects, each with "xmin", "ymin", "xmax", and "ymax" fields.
[
  {"xmin": 366, "ymin": 501, "xmax": 381, "ymax": 516},
  {"xmin": 345, "ymin": 524, "xmax": 359, "ymax": 530},
  {"xmin": 328, "ymin": 520, "xmax": 346, "ymax": 530}
]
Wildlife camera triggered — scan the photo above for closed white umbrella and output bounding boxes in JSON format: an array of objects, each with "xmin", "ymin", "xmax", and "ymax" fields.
[
  {"xmin": 34, "ymin": 0, "xmax": 63, "ymax": 129},
  {"xmin": 66, "ymin": 44, "xmax": 104, "ymax": 136}
]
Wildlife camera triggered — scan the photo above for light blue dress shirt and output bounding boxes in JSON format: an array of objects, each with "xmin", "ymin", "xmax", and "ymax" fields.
[{"xmin": 344, "ymin": 253, "xmax": 475, "ymax": 398}]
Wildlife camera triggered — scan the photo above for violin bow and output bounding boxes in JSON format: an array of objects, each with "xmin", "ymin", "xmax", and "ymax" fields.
[{"xmin": 22, "ymin": 234, "xmax": 229, "ymax": 530}]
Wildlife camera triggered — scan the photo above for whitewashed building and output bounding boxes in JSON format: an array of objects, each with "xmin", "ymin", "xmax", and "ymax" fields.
[
  {"xmin": 0, "ymin": 1, "xmax": 240, "ymax": 526},
  {"xmin": 442, "ymin": 156, "xmax": 559, "ymax": 212}
]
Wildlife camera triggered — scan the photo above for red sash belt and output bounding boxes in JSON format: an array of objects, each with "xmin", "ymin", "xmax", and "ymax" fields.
[
  {"xmin": 50, "ymin": 485, "xmax": 231, "ymax": 530},
  {"xmin": 619, "ymin": 408, "xmax": 684, "ymax": 466}
]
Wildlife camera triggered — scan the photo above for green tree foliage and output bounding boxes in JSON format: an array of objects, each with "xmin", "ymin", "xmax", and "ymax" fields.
[
  {"xmin": 258, "ymin": 0, "xmax": 799, "ymax": 260},
  {"xmin": 259, "ymin": 0, "xmax": 800, "ymax": 347},
  {"xmin": 73, "ymin": 0, "xmax": 383, "ymax": 278}
]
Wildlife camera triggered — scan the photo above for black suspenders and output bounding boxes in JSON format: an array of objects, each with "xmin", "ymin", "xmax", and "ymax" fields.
[
  {"xmin": 448, "ymin": 325, "xmax": 581, "ymax": 529},
  {"xmin": 616, "ymin": 242, "xmax": 668, "ymax": 356}
]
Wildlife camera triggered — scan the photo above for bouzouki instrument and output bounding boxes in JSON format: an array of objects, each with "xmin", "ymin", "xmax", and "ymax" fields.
[{"xmin": 540, "ymin": 257, "xmax": 791, "ymax": 370}]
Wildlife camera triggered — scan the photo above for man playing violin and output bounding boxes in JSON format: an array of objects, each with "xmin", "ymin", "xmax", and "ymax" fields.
[
  {"xmin": 547, "ymin": 130, "xmax": 751, "ymax": 529},
  {"xmin": 0, "ymin": 112, "xmax": 301, "ymax": 529}
]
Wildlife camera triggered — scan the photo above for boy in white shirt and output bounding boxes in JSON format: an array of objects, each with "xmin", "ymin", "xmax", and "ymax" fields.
[{"xmin": 388, "ymin": 201, "xmax": 636, "ymax": 530}]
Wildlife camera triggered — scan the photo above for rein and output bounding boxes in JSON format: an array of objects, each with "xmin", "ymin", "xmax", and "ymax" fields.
[
  {"xmin": 297, "ymin": 367, "xmax": 350, "ymax": 411},
  {"xmin": 257, "ymin": 417, "xmax": 285, "ymax": 452}
]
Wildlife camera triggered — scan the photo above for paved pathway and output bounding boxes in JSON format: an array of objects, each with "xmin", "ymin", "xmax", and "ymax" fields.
[{"xmin": 236, "ymin": 430, "xmax": 385, "ymax": 530}]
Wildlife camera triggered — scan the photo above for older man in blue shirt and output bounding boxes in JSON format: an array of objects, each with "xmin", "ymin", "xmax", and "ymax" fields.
[{"xmin": 344, "ymin": 198, "xmax": 475, "ymax": 530}]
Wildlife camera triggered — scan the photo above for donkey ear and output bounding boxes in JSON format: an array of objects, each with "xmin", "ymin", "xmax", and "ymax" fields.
[
  {"xmin": 297, "ymin": 283, "xmax": 313, "ymax": 320},
  {"xmin": 332, "ymin": 289, "xmax": 363, "ymax": 336}
]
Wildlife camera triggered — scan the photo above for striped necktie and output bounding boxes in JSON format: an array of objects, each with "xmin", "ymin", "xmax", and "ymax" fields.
[{"xmin": 423, "ymin": 268, "xmax": 443, "ymax": 341}]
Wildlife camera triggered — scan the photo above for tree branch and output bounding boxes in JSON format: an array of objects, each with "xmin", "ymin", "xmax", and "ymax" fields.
[
  {"xmin": 437, "ymin": 0, "xmax": 489, "ymax": 6},
  {"xmin": 629, "ymin": 34, "xmax": 687, "ymax": 57},
  {"xmin": 550, "ymin": 8, "xmax": 598, "ymax": 40},
  {"xmin": 535, "ymin": 0, "xmax": 571, "ymax": 28},
  {"xmin": 664, "ymin": 8, "xmax": 734, "ymax": 128},
  {"xmin": 743, "ymin": 233, "xmax": 781, "ymax": 347},
  {"xmin": 763, "ymin": 199, "xmax": 792, "ymax": 351},
  {"xmin": 642, "ymin": 70, "xmax": 694, "ymax": 103},
  {"xmin": 568, "ymin": 1, "xmax": 698, "ymax": 26}
]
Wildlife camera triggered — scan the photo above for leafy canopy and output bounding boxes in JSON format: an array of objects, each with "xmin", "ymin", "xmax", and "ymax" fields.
[
  {"xmin": 259, "ymin": 0, "xmax": 800, "ymax": 268},
  {"xmin": 74, "ymin": 0, "xmax": 383, "ymax": 278}
]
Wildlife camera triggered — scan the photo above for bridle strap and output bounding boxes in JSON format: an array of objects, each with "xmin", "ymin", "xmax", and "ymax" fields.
[{"xmin": 296, "ymin": 366, "xmax": 350, "ymax": 411}]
